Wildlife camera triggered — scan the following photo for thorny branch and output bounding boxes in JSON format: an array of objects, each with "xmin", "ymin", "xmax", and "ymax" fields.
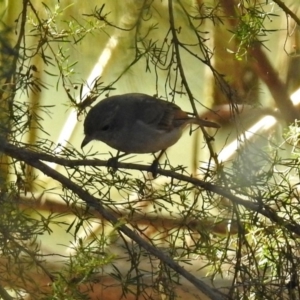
[
  {"xmin": 3, "ymin": 141, "xmax": 300, "ymax": 237},
  {"xmin": 0, "ymin": 140, "xmax": 227, "ymax": 300}
]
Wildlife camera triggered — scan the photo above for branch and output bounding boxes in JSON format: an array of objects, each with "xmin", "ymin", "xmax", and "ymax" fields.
[
  {"xmin": 272, "ymin": 0, "xmax": 300, "ymax": 26},
  {"xmin": 167, "ymin": 0, "xmax": 220, "ymax": 168},
  {"xmin": 3, "ymin": 141, "xmax": 300, "ymax": 237},
  {"xmin": 249, "ymin": 42, "xmax": 300, "ymax": 123},
  {"xmin": 0, "ymin": 0, "xmax": 29, "ymax": 100},
  {"xmin": 220, "ymin": 0, "xmax": 300, "ymax": 124},
  {"xmin": 1, "ymin": 141, "xmax": 226, "ymax": 300},
  {"xmin": 20, "ymin": 196, "xmax": 240, "ymax": 236}
]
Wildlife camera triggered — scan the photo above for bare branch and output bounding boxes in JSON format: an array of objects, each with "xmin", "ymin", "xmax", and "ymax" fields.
[
  {"xmin": 273, "ymin": 0, "xmax": 300, "ymax": 26},
  {"xmin": 1, "ymin": 140, "xmax": 226, "ymax": 300}
]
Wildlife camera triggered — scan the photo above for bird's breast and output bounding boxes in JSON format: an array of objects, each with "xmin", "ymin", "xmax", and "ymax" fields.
[{"xmin": 107, "ymin": 121, "xmax": 183, "ymax": 153}]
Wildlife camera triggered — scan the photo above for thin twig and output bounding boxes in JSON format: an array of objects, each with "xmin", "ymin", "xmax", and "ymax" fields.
[
  {"xmin": 2, "ymin": 141, "xmax": 226, "ymax": 300},
  {"xmin": 3, "ymin": 141, "xmax": 300, "ymax": 237},
  {"xmin": 167, "ymin": 0, "xmax": 220, "ymax": 168},
  {"xmin": 272, "ymin": 0, "xmax": 300, "ymax": 26}
]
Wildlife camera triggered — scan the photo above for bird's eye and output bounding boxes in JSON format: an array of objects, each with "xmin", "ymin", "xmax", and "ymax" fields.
[{"xmin": 101, "ymin": 124, "xmax": 110, "ymax": 131}]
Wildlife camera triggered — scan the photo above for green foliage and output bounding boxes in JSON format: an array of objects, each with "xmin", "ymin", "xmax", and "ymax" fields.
[
  {"xmin": 230, "ymin": 2, "xmax": 279, "ymax": 59},
  {"xmin": 0, "ymin": 0, "xmax": 299, "ymax": 299}
]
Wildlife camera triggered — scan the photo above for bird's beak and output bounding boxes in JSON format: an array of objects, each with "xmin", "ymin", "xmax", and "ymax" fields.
[{"xmin": 81, "ymin": 136, "xmax": 92, "ymax": 149}]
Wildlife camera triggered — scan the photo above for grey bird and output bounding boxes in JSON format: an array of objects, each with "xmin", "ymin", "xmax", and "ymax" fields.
[{"xmin": 81, "ymin": 93, "xmax": 220, "ymax": 173}]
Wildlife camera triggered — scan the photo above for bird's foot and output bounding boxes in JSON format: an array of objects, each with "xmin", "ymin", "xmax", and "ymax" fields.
[
  {"xmin": 149, "ymin": 159, "xmax": 159, "ymax": 178},
  {"xmin": 107, "ymin": 157, "xmax": 119, "ymax": 173}
]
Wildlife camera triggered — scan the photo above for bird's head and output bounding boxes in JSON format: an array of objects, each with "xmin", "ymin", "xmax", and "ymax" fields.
[{"xmin": 81, "ymin": 98, "xmax": 119, "ymax": 149}]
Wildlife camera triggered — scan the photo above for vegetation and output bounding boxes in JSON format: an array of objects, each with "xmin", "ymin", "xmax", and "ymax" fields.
[{"xmin": 0, "ymin": 0, "xmax": 300, "ymax": 299}]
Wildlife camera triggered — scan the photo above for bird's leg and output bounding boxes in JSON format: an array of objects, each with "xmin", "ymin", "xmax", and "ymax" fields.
[
  {"xmin": 149, "ymin": 149, "xmax": 166, "ymax": 177},
  {"xmin": 107, "ymin": 151, "xmax": 128, "ymax": 171}
]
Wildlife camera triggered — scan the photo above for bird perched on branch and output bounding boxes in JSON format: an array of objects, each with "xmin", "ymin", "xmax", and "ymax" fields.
[{"xmin": 81, "ymin": 93, "xmax": 220, "ymax": 174}]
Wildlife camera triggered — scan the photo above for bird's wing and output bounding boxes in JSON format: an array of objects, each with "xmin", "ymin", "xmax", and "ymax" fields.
[{"xmin": 133, "ymin": 95, "xmax": 188, "ymax": 131}]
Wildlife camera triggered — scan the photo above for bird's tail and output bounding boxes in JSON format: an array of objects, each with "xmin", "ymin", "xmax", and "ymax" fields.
[{"xmin": 193, "ymin": 118, "xmax": 220, "ymax": 128}]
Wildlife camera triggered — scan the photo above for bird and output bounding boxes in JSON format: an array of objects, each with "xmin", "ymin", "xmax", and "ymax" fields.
[{"xmin": 81, "ymin": 93, "xmax": 220, "ymax": 174}]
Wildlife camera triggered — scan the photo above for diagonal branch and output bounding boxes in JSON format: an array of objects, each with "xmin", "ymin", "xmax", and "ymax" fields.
[
  {"xmin": 220, "ymin": 0, "xmax": 300, "ymax": 124},
  {"xmin": 1, "ymin": 140, "xmax": 226, "ymax": 300},
  {"xmin": 3, "ymin": 141, "xmax": 300, "ymax": 237},
  {"xmin": 272, "ymin": 0, "xmax": 300, "ymax": 26}
]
